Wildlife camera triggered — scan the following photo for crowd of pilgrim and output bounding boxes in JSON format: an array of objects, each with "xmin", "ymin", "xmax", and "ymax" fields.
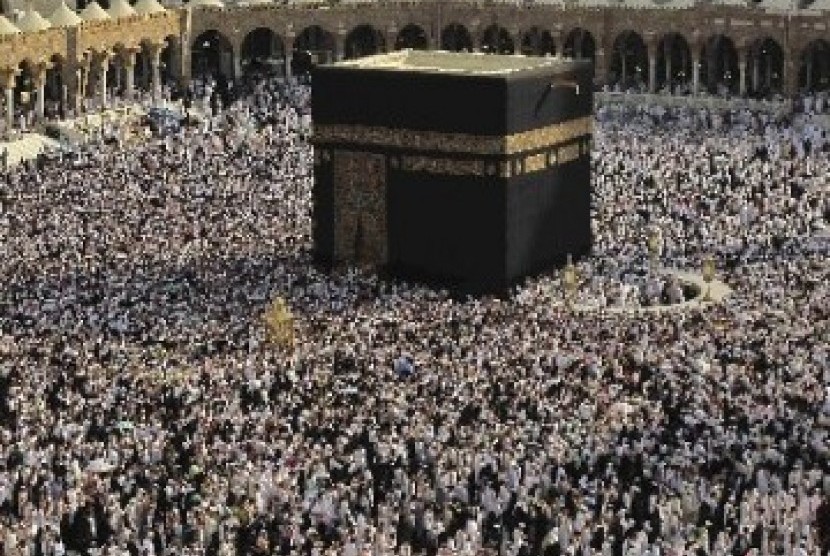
[{"xmin": 0, "ymin": 73, "xmax": 827, "ymax": 556}]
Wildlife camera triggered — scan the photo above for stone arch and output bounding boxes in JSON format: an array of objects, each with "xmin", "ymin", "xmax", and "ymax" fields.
[
  {"xmin": 799, "ymin": 39, "xmax": 830, "ymax": 93},
  {"xmin": 480, "ymin": 24, "xmax": 514, "ymax": 54},
  {"xmin": 191, "ymin": 29, "xmax": 234, "ymax": 81},
  {"xmin": 521, "ymin": 26, "xmax": 556, "ymax": 56},
  {"xmin": 563, "ymin": 28, "xmax": 596, "ymax": 63},
  {"xmin": 344, "ymin": 24, "xmax": 385, "ymax": 60},
  {"xmin": 293, "ymin": 25, "xmax": 336, "ymax": 73},
  {"xmin": 108, "ymin": 43, "xmax": 131, "ymax": 98},
  {"xmin": 747, "ymin": 36, "xmax": 784, "ymax": 97},
  {"xmin": 610, "ymin": 31, "xmax": 649, "ymax": 91},
  {"xmin": 656, "ymin": 32, "xmax": 692, "ymax": 93},
  {"xmin": 240, "ymin": 27, "xmax": 286, "ymax": 77},
  {"xmin": 133, "ymin": 36, "xmax": 178, "ymax": 94},
  {"xmin": 395, "ymin": 23, "xmax": 428, "ymax": 50},
  {"xmin": 700, "ymin": 34, "xmax": 738, "ymax": 95},
  {"xmin": 441, "ymin": 23, "xmax": 473, "ymax": 52}
]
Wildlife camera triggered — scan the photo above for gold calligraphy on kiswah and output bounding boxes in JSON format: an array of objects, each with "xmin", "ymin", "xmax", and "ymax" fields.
[
  {"xmin": 312, "ymin": 116, "xmax": 593, "ymax": 157},
  {"xmin": 558, "ymin": 142, "xmax": 581, "ymax": 165},
  {"xmin": 401, "ymin": 156, "xmax": 486, "ymax": 176}
]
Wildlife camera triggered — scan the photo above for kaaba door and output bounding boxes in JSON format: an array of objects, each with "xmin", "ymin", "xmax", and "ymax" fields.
[{"xmin": 333, "ymin": 150, "xmax": 388, "ymax": 266}]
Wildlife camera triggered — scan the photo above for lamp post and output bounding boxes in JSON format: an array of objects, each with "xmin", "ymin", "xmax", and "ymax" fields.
[
  {"xmin": 701, "ymin": 255, "xmax": 715, "ymax": 302},
  {"xmin": 562, "ymin": 254, "xmax": 578, "ymax": 308}
]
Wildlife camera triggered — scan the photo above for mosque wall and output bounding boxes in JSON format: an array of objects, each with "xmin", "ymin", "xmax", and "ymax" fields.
[{"xmin": 0, "ymin": 1, "xmax": 828, "ymax": 105}]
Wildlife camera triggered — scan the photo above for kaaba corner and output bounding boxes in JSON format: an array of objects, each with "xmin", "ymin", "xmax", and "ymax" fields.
[{"xmin": 310, "ymin": 49, "xmax": 594, "ymax": 293}]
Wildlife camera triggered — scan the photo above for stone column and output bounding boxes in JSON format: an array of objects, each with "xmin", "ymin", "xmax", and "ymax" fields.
[
  {"xmin": 114, "ymin": 59, "xmax": 122, "ymax": 92},
  {"xmin": 98, "ymin": 53, "xmax": 111, "ymax": 109},
  {"xmin": 285, "ymin": 51, "xmax": 293, "ymax": 79},
  {"xmin": 648, "ymin": 48, "xmax": 657, "ymax": 93},
  {"xmin": 752, "ymin": 54, "xmax": 760, "ymax": 94},
  {"xmin": 739, "ymin": 56, "xmax": 747, "ymax": 97},
  {"xmin": 74, "ymin": 67, "xmax": 83, "ymax": 115},
  {"xmin": 1, "ymin": 68, "xmax": 15, "ymax": 138},
  {"xmin": 5, "ymin": 87, "xmax": 12, "ymax": 136},
  {"xmin": 594, "ymin": 47, "xmax": 609, "ymax": 89},
  {"xmin": 335, "ymin": 32, "xmax": 346, "ymax": 61},
  {"xmin": 692, "ymin": 53, "xmax": 700, "ymax": 95},
  {"xmin": 34, "ymin": 66, "xmax": 47, "ymax": 121},
  {"xmin": 783, "ymin": 55, "xmax": 797, "ymax": 97},
  {"xmin": 232, "ymin": 50, "xmax": 242, "ymax": 80},
  {"xmin": 181, "ymin": 7, "xmax": 192, "ymax": 86},
  {"xmin": 664, "ymin": 42, "xmax": 672, "ymax": 91},
  {"xmin": 149, "ymin": 42, "xmax": 164, "ymax": 102},
  {"xmin": 124, "ymin": 49, "xmax": 137, "ymax": 101},
  {"xmin": 78, "ymin": 56, "xmax": 91, "ymax": 113}
]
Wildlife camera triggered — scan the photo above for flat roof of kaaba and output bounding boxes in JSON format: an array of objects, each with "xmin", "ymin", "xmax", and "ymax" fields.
[{"xmin": 332, "ymin": 50, "xmax": 587, "ymax": 77}]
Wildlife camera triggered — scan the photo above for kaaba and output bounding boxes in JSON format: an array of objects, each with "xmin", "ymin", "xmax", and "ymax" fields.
[{"xmin": 311, "ymin": 50, "xmax": 594, "ymax": 293}]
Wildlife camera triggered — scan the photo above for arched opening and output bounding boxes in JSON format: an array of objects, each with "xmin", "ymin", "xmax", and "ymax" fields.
[
  {"xmin": 105, "ymin": 51, "xmax": 120, "ymax": 102},
  {"xmin": 610, "ymin": 31, "xmax": 648, "ymax": 92},
  {"xmin": 655, "ymin": 33, "xmax": 691, "ymax": 94},
  {"xmin": 799, "ymin": 39, "xmax": 830, "ymax": 93},
  {"xmin": 441, "ymin": 23, "xmax": 473, "ymax": 52},
  {"xmin": 14, "ymin": 61, "xmax": 36, "ymax": 124},
  {"xmin": 292, "ymin": 25, "xmax": 336, "ymax": 75},
  {"xmin": 344, "ymin": 25, "xmax": 385, "ymax": 60},
  {"xmin": 563, "ymin": 28, "xmax": 596, "ymax": 63},
  {"xmin": 191, "ymin": 30, "xmax": 234, "ymax": 82},
  {"xmin": 700, "ymin": 35, "xmax": 739, "ymax": 96},
  {"xmin": 395, "ymin": 24, "xmax": 428, "ymax": 50},
  {"xmin": 45, "ymin": 55, "xmax": 64, "ymax": 117},
  {"xmin": 161, "ymin": 37, "xmax": 180, "ymax": 91},
  {"xmin": 480, "ymin": 25, "xmax": 514, "ymax": 54},
  {"xmin": 747, "ymin": 37, "xmax": 783, "ymax": 98},
  {"xmin": 241, "ymin": 27, "xmax": 285, "ymax": 77},
  {"xmin": 521, "ymin": 27, "xmax": 556, "ymax": 57},
  {"xmin": 133, "ymin": 40, "xmax": 175, "ymax": 97},
  {"xmin": 109, "ymin": 45, "xmax": 129, "ymax": 99}
]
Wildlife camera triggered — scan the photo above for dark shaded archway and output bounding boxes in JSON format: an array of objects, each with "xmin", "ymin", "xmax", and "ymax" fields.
[
  {"xmin": 441, "ymin": 23, "xmax": 473, "ymax": 52},
  {"xmin": 610, "ymin": 31, "xmax": 649, "ymax": 91},
  {"xmin": 480, "ymin": 25, "xmax": 514, "ymax": 54},
  {"xmin": 747, "ymin": 37, "xmax": 784, "ymax": 97},
  {"xmin": 700, "ymin": 34, "xmax": 739, "ymax": 95},
  {"xmin": 563, "ymin": 28, "xmax": 596, "ymax": 63},
  {"xmin": 292, "ymin": 25, "xmax": 336, "ymax": 75},
  {"xmin": 14, "ymin": 61, "xmax": 36, "ymax": 113},
  {"xmin": 344, "ymin": 25, "xmax": 385, "ymax": 60},
  {"xmin": 395, "ymin": 24, "xmax": 428, "ymax": 50},
  {"xmin": 161, "ymin": 37, "xmax": 180, "ymax": 88},
  {"xmin": 799, "ymin": 39, "xmax": 830, "ymax": 93},
  {"xmin": 656, "ymin": 33, "xmax": 692, "ymax": 93},
  {"xmin": 46, "ymin": 55, "xmax": 64, "ymax": 115},
  {"xmin": 521, "ymin": 27, "xmax": 556, "ymax": 56},
  {"xmin": 240, "ymin": 27, "xmax": 285, "ymax": 76},
  {"xmin": 191, "ymin": 30, "xmax": 234, "ymax": 80}
]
